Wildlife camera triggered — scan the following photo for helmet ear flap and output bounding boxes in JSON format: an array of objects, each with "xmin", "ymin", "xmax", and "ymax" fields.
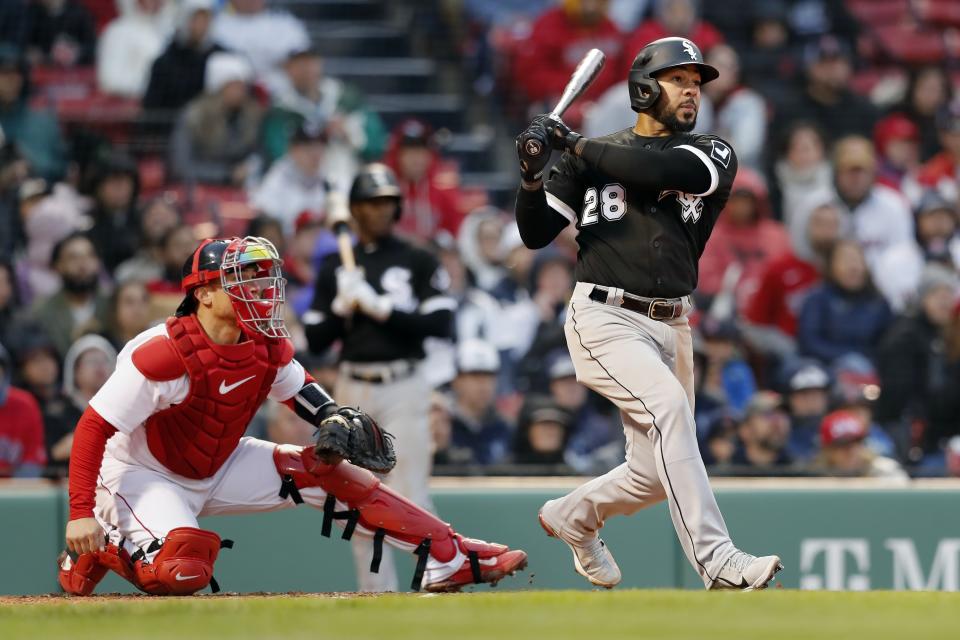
[{"xmin": 629, "ymin": 72, "xmax": 660, "ymax": 112}]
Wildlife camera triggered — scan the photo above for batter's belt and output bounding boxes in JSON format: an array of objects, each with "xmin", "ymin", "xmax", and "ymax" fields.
[
  {"xmin": 341, "ymin": 359, "xmax": 418, "ymax": 384},
  {"xmin": 587, "ymin": 284, "xmax": 687, "ymax": 321}
]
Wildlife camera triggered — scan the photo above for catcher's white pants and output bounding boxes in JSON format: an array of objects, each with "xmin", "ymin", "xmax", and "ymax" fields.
[
  {"xmin": 93, "ymin": 436, "xmax": 461, "ymax": 585},
  {"xmin": 334, "ymin": 363, "xmax": 433, "ymax": 592},
  {"xmin": 540, "ymin": 283, "xmax": 737, "ymax": 588}
]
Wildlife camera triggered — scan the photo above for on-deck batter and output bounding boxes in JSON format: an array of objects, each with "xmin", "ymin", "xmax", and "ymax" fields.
[
  {"xmin": 305, "ymin": 163, "xmax": 456, "ymax": 591},
  {"xmin": 514, "ymin": 37, "xmax": 782, "ymax": 590},
  {"xmin": 58, "ymin": 235, "xmax": 526, "ymax": 596}
]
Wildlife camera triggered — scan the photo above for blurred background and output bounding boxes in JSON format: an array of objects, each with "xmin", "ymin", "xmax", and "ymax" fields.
[{"xmin": 2, "ymin": 0, "xmax": 960, "ymax": 488}]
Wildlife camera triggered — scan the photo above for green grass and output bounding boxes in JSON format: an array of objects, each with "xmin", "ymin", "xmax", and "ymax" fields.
[{"xmin": 2, "ymin": 590, "xmax": 958, "ymax": 640}]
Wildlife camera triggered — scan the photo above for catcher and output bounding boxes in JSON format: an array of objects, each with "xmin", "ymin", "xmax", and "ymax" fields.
[{"xmin": 58, "ymin": 236, "xmax": 527, "ymax": 596}]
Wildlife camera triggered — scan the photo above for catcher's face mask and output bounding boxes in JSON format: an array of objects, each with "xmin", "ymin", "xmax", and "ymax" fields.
[{"xmin": 220, "ymin": 236, "xmax": 289, "ymax": 339}]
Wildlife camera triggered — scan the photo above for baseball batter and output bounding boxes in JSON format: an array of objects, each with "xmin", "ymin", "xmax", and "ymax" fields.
[
  {"xmin": 305, "ymin": 164, "xmax": 454, "ymax": 591},
  {"xmin": 58, "ymin": 236, "xmax": 526, "ymax": 596},
  {"xmin": 514, "ymin": 37, "xmax": 782, "ymax": 590}
]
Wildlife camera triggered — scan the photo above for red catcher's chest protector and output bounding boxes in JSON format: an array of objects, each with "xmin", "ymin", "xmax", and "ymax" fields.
[{"xmin": 133, "ymin": 315, "xmax": 290, "ymax": 479}]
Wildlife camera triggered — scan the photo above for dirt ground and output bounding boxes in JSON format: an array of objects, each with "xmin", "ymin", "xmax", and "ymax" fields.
[{"xmin": 0, "ymin": 591, "xmax": 389, "ymax": 605}]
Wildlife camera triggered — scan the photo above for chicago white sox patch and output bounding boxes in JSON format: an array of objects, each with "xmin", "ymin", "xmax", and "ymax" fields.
[{"xmin": 709, "ymin": 140, "xmax": 731, "ymax": 168}]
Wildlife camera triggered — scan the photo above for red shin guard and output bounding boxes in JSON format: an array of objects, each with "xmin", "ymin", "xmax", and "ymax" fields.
[{"xmin": 274, "ymin": 445, "xmax": 458, "ymax": 560}]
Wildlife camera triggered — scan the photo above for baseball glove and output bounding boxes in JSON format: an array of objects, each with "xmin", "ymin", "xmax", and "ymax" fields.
[{"xmin": 314, "ymin": 407, "xmax": 397, "ymax": 474}]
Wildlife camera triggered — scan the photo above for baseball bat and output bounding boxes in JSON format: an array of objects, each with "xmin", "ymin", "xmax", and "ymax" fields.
[
  {"xmin": 524, "ymin": 48, "xmax": 606, "ymax": 157},
  {"xmin": 326, "ymin": 192, "xmax": 356, "ymax": 271}
]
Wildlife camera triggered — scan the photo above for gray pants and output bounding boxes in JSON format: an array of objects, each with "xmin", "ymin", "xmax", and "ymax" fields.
[
  {"xmin": 541, "ymin": 282, "xmax": 737, "ymax": 587},
  {"xmin": 335, "ymin": 361, "xmax": 433, "ymax": 592}
]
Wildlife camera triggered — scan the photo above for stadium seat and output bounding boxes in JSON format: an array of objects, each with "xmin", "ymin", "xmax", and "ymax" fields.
[
  {"xmin": 323, "ymin": 57, "xmax": 438, "ymax": 94},
  {"xmin": 872, "ymin": 24, "xmax": 948, "ymax": 63},
  {"xmin": 275, "ymin": 0, "xmax": 387, "ymax": 22},
  {"xmin": 369, "ymin": 94, "xmax": 466, "ymax": 130},
  {"xmin": 845, "ymin": 0, "xmax": 911, "ymax": 26},
  {"xmin": 914, "ymin": 0, "xmax": 960, "ymax": 28},
  {"xmin": 309, "ymin": 22, "xmax": 409, "ymax": 58}
]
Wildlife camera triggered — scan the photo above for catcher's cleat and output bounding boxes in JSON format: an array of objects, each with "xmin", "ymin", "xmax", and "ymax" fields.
[
  {"xmin": 709, "ymin": 551, "xmax": 783, "ymax": 591},
  {"xmin": 422, "ymin": 537, "xmax": 528, "ymax": 593},
  {"xmin": 538, "ymin": 505, "xmax": 621, "ymax": 589}
]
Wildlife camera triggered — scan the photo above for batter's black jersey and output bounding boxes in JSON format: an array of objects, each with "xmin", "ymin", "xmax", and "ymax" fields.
[
  {"xmin": 306, "ymin": 236, "xmax": 454, "ymax": 362},
  {"xmin": 545, "ymin": 129, "xmax": 738, "ymax": 298}
]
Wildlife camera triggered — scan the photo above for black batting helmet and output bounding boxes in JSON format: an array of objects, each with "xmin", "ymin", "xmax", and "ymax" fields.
[
  {"xmin": 628, "ymin": 37, "xmax": 719, "ymax": 112},
  {"xmin": 349, "ymin": 163, "xmax": 403, "ymax": 220}
]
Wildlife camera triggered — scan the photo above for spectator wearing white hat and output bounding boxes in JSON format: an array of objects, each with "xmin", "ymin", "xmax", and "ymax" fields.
[
  {"xmin": 450, "ymin": 339, "xmax": 512, "ymax": 465},
  {"xmin": 169, "ymin": 52, "xmax": 264, "ymax": 185},
  {"xmin": 782, "ymin": 360, "xmax": 831, "ymax": 462},
  {"xmin": 96, "ymin": 0, "xmax": 175, "ymax": 98},
  {"xmin": 211, "ymin": 0, "xmax": 308, "ymax": 85}
]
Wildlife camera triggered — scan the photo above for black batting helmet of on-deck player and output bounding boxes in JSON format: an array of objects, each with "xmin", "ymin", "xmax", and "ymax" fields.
[
  {"xmin": 628, "ymin": 37, "xmax": 720, "ymax": 113},
  {"xmin": 349, "ymin": 162, "xmax": 403, "ymax": 221}
]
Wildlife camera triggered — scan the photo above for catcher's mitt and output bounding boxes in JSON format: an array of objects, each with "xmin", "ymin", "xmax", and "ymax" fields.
[{"xmin": 314, "ymin": 407, "xmax": 396, "ymax": 473}]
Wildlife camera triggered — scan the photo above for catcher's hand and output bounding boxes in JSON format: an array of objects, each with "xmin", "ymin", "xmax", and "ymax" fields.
[{"xmin": 315, "ymin": 407, "xmax": 396, "ymax": 474}]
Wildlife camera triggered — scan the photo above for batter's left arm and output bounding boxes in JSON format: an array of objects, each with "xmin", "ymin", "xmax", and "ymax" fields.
[{"xmin": 550, "ymin": 122, "xmax": 731, "ymax": 197}]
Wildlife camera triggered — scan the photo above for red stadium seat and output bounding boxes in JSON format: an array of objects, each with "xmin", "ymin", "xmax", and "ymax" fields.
[
  {"xmin": 872, "ymin": 24, "xmax": 948, "ymax": 63},
  {"xmin": 30, "ymin": 66, "xmax": 96, "ymax": 103},
  {"xmin": 913, "ymin": 0, "xmax": 960, "ymax": 28},
  {"xmin": 846, "ymin": 0, "xmax": 910, "ymax": 26}
]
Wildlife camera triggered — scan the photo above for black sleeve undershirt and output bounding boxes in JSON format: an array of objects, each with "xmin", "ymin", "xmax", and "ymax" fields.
[
  {"xmin": 578, "ymin": 140, "xmax": 713, "ymax": 195},
  {"xmin": 383, "ymin": 308, "xmax": 453, "ymax": 340},
  {"xmin": 514, "ymin": 185, "xmax": 570, "ymax": 249}
]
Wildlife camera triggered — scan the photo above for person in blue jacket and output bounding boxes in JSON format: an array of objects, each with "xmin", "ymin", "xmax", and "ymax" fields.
[{"xmin": 797, "ymin": 239, "xmax": 893, "ymax": 366}]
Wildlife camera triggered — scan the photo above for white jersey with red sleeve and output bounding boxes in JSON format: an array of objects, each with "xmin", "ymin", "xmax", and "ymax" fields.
[{"xmin": 90, "ymin": 324, "xmax": 305, "ymax": 477}]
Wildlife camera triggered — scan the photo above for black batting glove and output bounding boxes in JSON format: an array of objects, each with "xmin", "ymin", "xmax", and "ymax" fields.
[
  {"xmin": 546, "ymin": 117, "xmax": 584, "ymax": 154},
  {"xmin": 516, "ymin": 114, "xmax": 552, "ymax": 184}
]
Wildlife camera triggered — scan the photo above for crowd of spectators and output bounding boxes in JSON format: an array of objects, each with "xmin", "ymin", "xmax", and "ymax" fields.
[{"xmin": 2, "ymin": 0, "xmax": 960, "ymax": 482}]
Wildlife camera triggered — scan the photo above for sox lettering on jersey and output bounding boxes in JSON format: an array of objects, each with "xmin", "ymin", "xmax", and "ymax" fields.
[{"xmin": 658, "ymin": 190, "xmax": 704, "ymax": 223}]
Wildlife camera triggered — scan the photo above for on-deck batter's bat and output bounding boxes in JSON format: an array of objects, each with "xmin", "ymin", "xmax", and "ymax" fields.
[
  {"xmin": 326, "ymin": 192, "xmax": 356, "ymax": 271},
  {"xmin": 524, "ymin": 48, "xmax": 606, "ymax": 157}
]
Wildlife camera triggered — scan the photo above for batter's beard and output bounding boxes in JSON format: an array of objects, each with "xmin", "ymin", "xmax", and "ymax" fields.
[{"xmin": 650, "ymin": 96, "xmax": 697, "ymax": 133}]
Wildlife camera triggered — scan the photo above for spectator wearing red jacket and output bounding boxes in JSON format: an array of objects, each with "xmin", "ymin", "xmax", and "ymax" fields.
[
  {"xmin": 386, "ymin": 119, "xmax": 467, "ymax": 242},
  {"xmin": 0, "ymin": 342, "xmax": 47, "ymax": 477},
  {"xmin": 515, "ymin": 0, "xmax": 622, "ymax": 109},
  {"xmin": 696, "ymin": 168, "xmax": 791, "ymax": 311},
  {"xmin": 743, "ymin": 196, "xmax": 844, "ymax": 358},
  {"xmin": 624, "ymin": 0, "xmax": 724, "ymax": 73}
]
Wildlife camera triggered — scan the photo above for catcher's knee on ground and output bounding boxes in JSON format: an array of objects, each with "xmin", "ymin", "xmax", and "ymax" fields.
[
  {"xmin": 134, "ymin": 527, "xmax": 225, "ymax": 595},
  {"xmin": 273, "ymin": 444, "xmax": 462, "ymax": 589},
  {"xmin": 60, "ymin": 527, "xmax": 228, "ymax": 596}
]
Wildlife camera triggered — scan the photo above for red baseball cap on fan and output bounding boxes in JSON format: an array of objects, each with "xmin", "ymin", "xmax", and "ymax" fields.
[
  {"xmin": 873, "ymin": 113, "xmax": 919, "ymax": 157},
  {"xmin": 820, "ymin": 410, "xmax": 867, "ymax": 447}
]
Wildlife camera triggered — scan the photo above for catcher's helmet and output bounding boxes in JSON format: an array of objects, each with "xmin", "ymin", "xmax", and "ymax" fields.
[
  {"xmin": 176, "ymin": 236, "xmax": 289, "ymax": 338},
  {"xmin": 628, "ymin": 37, "xmax": 719, "ymax": 112},
  {"xmin": 349, "ymin": 163, "xmax": 403, "ymax": 220}
]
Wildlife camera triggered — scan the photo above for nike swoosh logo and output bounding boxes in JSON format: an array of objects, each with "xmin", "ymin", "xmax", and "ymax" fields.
[
  {"xmin": 219, "ymin": 375, "xmax": 256, "ymax": 394},
  {"xmin": 175, "ymin": 572, "xmax": 201, "ymax": 581}
]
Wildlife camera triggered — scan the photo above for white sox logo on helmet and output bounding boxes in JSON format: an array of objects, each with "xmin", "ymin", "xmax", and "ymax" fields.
[{"xmin": 682, "ymin": 39, "xmax": 698, "ymax": 60}]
